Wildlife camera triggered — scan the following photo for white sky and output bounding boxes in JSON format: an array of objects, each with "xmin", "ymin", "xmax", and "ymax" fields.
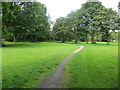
[{"xmin": 37, "ymin": 0, "xmax": 120, "ymax": 21}]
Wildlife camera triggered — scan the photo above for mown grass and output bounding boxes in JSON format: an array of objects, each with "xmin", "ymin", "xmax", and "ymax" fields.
[
  {"xmin": 0, "ymin": 47, "xmax": 2, "ymax": 89},
  {"xmin": 2, "ymin": 42, "xmax": 78, "ymax": 88},
  {"xmin": 62, "ymin": 42, "xmax": 118, "ymax": 88}
]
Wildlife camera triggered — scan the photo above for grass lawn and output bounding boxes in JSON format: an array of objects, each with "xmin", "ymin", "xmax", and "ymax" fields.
[
  {"xmin": 2, "ymin": 42, "xmax": 78, "ymax": 88},
  {"xmin": 2, "ymin": 42, "xmax": 118, "ymax": 88},
  {"xmin": 62, "ymin": 42, "xmax": 118, "ymax": 88},
  {"xmin": 0, "ymin": 47, "xmax": 2, "ymax": 89}
]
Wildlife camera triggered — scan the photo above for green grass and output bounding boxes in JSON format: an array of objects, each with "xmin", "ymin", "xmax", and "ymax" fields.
[
  {"xmin": 2, "ymin": 42, "xmax": 78, "ymax": 88},
  {"xmin": 2, "ymin": 42, "xmax": 118, "ymax": 88},
  {"xmin": 62, "ymin": 42, "xmax": 118, "ymax": 88},
  {"xmin": 0, "ymin": 47, "xmax": 2, "ymax": 90}
]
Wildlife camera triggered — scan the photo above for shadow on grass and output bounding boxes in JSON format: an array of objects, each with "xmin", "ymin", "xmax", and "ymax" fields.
[
  {"xmin": 2, "ymin": 41, "xmax": 117, "ymax": 48},
  {"xmin": 6, "ymin": 44, "xmax": 27, "ymax": 47},
  {"xmin": 55, "ymin": 41, "xmax": 77, "ymax": 44},
  {"xmin": 67, "ymin": 42, "xmax": 117, "ymax": 46},
  {"xmin": 95, "ymin": 42, "xmax": 117, "ymax": 46},
  {"xmin": 3, "ymin": 42, "xmax": 41, "ymax": 48}
]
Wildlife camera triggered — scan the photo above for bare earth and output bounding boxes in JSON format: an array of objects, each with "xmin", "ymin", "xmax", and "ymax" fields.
[{"xmin": 38, "ymin": 46, "xmax": 84, "ymax": 88}]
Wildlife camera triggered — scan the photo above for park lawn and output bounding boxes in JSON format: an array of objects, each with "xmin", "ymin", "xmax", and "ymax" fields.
[
  {"xmin": 2, "ymin": 42, "xmax": 78, "ymax": 88},
  {"xmin": 0, "ymin": 47, "xmax": 2, "ymax": 90},
  {"xmin": 62, "ymin": 42, "xmax": 118, "ymax": 88}
]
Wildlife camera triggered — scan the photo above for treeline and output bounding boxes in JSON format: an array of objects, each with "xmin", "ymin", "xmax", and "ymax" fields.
[
  {"xmin": 2, "ymin": 1, "xmax": 120, "ymax": 46},
  {"xmin": 2, "ymin": 2, "xmax": 51, "ymax": 45},
  {"xmin": 53, "ymin": 1, "xmax": 119, "ymax": 44}
]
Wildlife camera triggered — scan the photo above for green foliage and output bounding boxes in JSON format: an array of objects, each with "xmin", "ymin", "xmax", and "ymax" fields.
[
  {"xmin": 2, "ymin": 2, "xmax": 20, "ymax": 43},
  {"xmin": 53, "ymin": 17, "xmax": 73, "ymax": 42},
  {"xmin": 98, "ymin": 8, "xmax": 118, "ymax": 44},
  {"xmin": 53, "ymin": 2, "xmax": 119, "ymax": 44},
  {"xmin": 2, "ymin": 2, "xmax": 50, "ymax": 43},
  {"xmin": 16, "ymin": 2, "xmax": 50, "ymax": 42},
  {"xmin": 110, "ymin": 32, "xmax": 118, "ymax": 41}
]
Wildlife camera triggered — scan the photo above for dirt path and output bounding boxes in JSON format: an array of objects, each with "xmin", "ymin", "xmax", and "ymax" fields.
[{"xmin": 38, "ymin": 46, "xmax": 84, "ymax": 88}]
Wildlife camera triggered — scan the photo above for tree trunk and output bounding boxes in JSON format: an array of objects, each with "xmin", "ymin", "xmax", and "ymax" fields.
[
  {"xmin": 31, "ymin": 35, "xmax": 36, "ymax": 43},
  {"xmin": 62, "ymin": 40, "xmax": 65, "ymax": 43},
  {"xmin": 61, "ymin": 37, "xmax": 65, "ymax": 43},
  {"xmin": 13, "ymin": 36, "xmax": 16, "ymax": 42},
  {"xmin": 86, "ymin": 32, "xmax": 88, "ymax": 44},
  {"xmin": 106, "ymin": 30, "xmax": 110, "ymax": 45},
  {"xmin": 74, "ymin": 33, "xmax": 78, "ymax": 44},
  {"xmin": 75, "ymin": 40, "xmax": 77, "ymax": 44},
  {"xmin": 91, "ymin": 32, "xmax": 96, "ymax": 44},
  {"xmin": 2, "ymin": 37, "xmax": 6, "ymax": 47},
  {"xmin": 35, "ymin": 35, "xmax": 37, "ymax": 42}
]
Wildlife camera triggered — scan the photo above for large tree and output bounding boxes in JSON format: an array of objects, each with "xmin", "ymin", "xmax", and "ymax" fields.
[
  {"xmin": 81, "ymin": 2, "xmax": 105, "ymax": 44},
  {"xmin": 2, "ymin": 2, "xmax": 20, "ymax": 45},
  {"xmin": 17, "ymin": 2, "xmax": 49, "ymax": 42},
  {"xmin": 53, "ymin": 1, "xmax": 118, "ymax": 44},
  {"xmin": 53, "ymin": 17, "xmax": 72, "ymax": 43},
  {"xmin": 98, "ymin": 8, "xmax": 118, "ymax": 44},
  {"xmin": 2, "ymin": 2, "xmax": 50, "ymax": 43}
]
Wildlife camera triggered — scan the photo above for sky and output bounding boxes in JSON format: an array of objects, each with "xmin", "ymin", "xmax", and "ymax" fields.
[{"xmin": 37, "ymin": 0, "xmax": 120, "ymax": 21}]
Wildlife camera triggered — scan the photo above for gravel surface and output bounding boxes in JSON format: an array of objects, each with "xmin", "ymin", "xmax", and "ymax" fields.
[{"xmin": 38, "ymin": 46, "xmax": 84, "ymax": 88}]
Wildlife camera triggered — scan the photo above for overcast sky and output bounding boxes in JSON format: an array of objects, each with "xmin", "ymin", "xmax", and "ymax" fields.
[{"xmin": 37, "ymin": 0, "xmax": 119, "ymax": 21}]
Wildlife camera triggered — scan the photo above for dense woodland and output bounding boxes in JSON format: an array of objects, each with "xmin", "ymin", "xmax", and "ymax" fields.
[{"xmin": 1, "ymin": 1, "xmax": 120, "ymax": 46}]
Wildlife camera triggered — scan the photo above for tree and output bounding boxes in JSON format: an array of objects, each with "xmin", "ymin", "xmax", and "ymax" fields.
[
  {"xmin": 74, "ymin": 8, "xmax": 90, "ymax": 44},
  {"xmin": 2, "ymin": 2, "xmax": 20, "ymax": 45},
  {"xmin": 67, "ymin": 10, "xmax": 86, "ymax": 43},
  {"xmin": 53, "ymin": 1, "xmax": 118, "ymax": 44},
  {"xmin": 98, "ymin": 8, "xmax": 118, "ymax": 44},
  {"xmin": 53, "ymin": 17, "xmax": 71, "ymax": 43},
  {"xmin": 15, "ymin": 2, "xmax": 50, "ymax": 42},
  {"xmin": 0, "ymin": 1, "xmax": 2, "ymax": 47},
  {"xmin": 81, "ymin": 2, "xmax": 105, "ymax": 44},
  {"xmin": 2, "ymin": 2, "xmax": 50, "ymax": 43}
]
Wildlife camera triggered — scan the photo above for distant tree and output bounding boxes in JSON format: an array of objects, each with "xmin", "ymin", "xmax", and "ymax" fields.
[
  {"xmin": 67, "ymin": 10, "xmax": 87, "ymax": 43},
  {"xmin": 98, "ymin": 8, "xmax": 118, "ymax": 44},
  {"xmin": 53, "ymin": 17, "xmax": 71, "ymax": 43},
  {"xmin": 110, "ymin": 32, "xmax": 118, "ymax": 42},
  {"xmin": 53, "ymin": 1, "xmax": 119, "ymax": 44},
  {"xmin": 74, "ymin": 8, "xmax": 90, "ymax": 44},
  {"xmin": 81, "ymin": 2, "xmax": 105, "ymax": 44},
  {"xmin": 0, "ymin": 1, "xmax": 2, "ymax": 47}
]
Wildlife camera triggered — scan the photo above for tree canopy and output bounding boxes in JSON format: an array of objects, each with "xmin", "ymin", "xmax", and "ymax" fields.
[
  {"xmin": 2, "ymin": 1, "xmax": 119, "ymax": 46},
  {"xmin": 2, "ymin": 2, "xmax": 50, "ymax": 44},
  {"xmin": 53, "ymin": 1, "xmax": 119, "ymax": 44}
]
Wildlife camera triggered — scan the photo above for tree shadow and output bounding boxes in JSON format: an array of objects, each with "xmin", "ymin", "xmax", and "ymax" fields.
[{"xmin": 6, "ymin": 44, "xmax": 26, "ymax": 47}]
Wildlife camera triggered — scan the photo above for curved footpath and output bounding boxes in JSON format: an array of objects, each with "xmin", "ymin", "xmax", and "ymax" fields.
[{"xmin": 38, "ymin": 46, "xmax": 84, "ymax": 88}]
